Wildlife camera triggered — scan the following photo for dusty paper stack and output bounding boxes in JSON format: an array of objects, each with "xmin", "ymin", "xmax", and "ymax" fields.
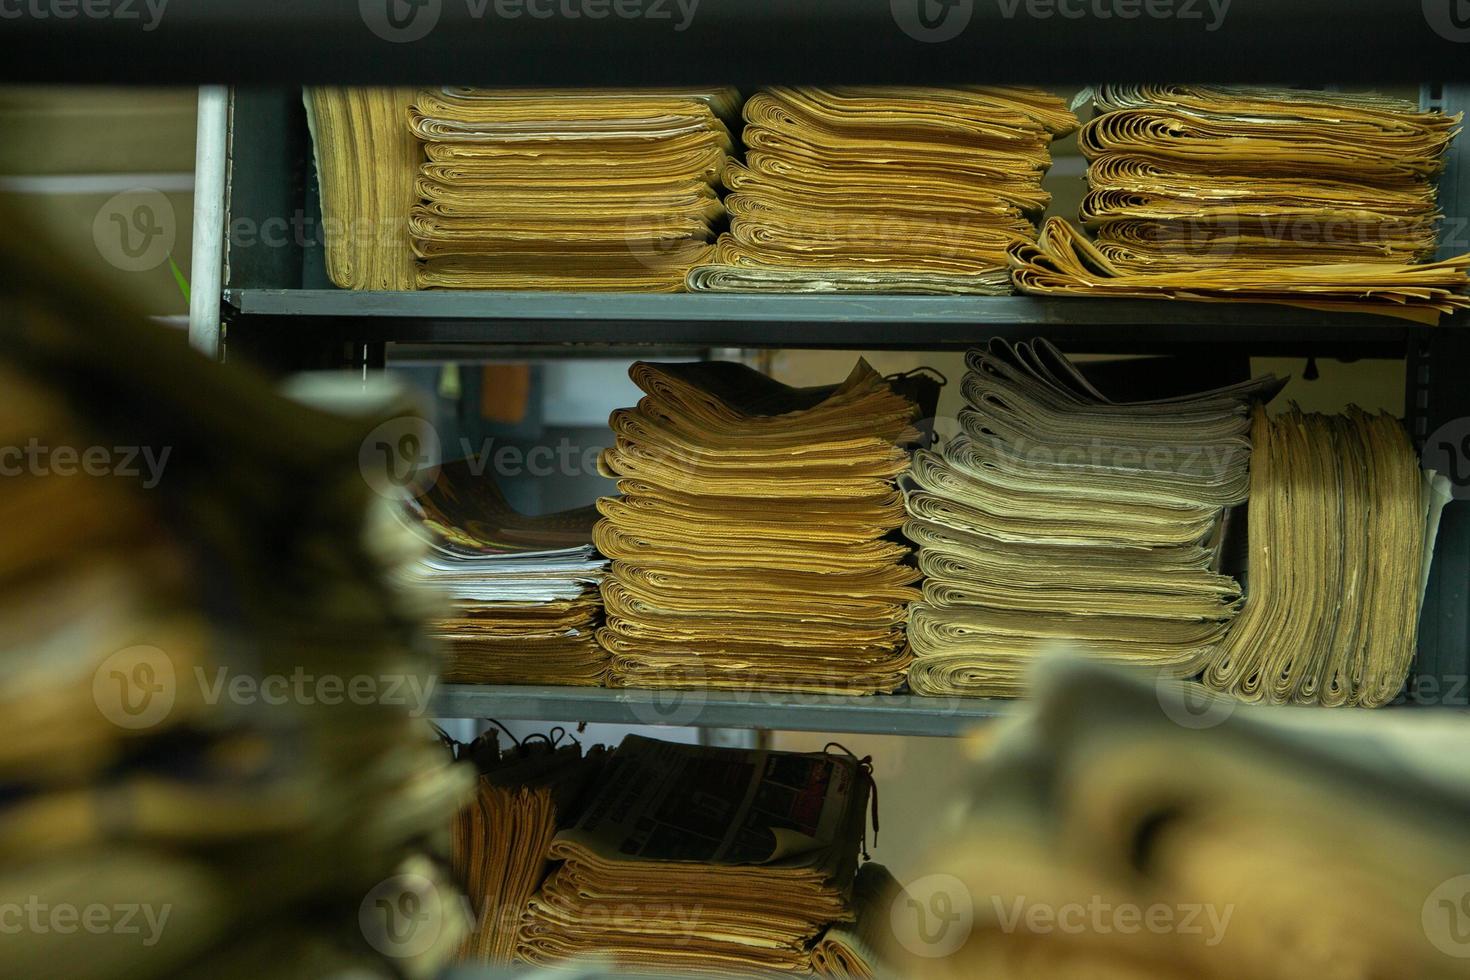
[
  {"xmin": 450, "ymin": 728, "xmax": 606, "ymax": 965},
  {"xmin": 1198, "ymin": 405, "xmax": 1450, "ymax": 707},
  {"xmin": 687, "ymin": 86, "xmax": 1077, "ymax": 293},
  {"xmin": 0, "ymin": 215, "xmax": 472, "ymax": 980},
  {"xmin": 905, "ymin": 339, "xmax": 1283, "ymax": 698},
  {"xmin": 518, "ymin": 735, "xmax": 873, "ymax": 976},
  {"xmin": 895, "ymin": 658, "xmax": 1470, "ymax": 980},
  {"xmin": 405, "ymin": 459, "xmax": 610, "ymax": 686},
  {"xmin": 811, "ymin": 863, "xmax": 905, "ymax": 979},
  {"xmin": 593, "ymin": 359, "xmax": 926, "ymax": 694},
  {"xmin": 407, "ymin": 88, "xmax": 739, "ymax": 290},
  {"xmin": 1010, "ymin": 85, "xmax": 1470, "ymax": 322},
  {"xmin": 305, "ymin": 88, "xmax": 422, "ymax": 289}
]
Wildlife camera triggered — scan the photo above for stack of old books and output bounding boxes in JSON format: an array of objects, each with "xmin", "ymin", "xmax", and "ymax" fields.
[
  {"xmin": 407, "ymin": 87, "xmax": 739, "ymax": 290},
  {"xmin": 905, "ymin": 339, "xmax": 1283, "ymax": 698},
  {"xmin": 593, "ymin": 359, "xmax": 925, "ymax": 694},
  {"xmin": 1198, "ymin": 405, "xmax": 1450, "ymax": 707},
  {"xmin": 1010, "ymin": 85, "xmax": 1470, "ymax": 322},
  {"xmin": 1, "ymin": 213, "xmax": 471, "ymax": 980},
  {"xmin": 451, "ymin": 728, "xmax": 606, "ymax": 965},
  {"xmin": 406, "ymin": 460, "xmax": 610, "ymax": 686},
  {"xmin": 687, "ymin": 86, "xmax": 1077, "ymax": 294},
  {"xmin": 518, "ymin": 735, "xmax": 873, "ymax": 976}
]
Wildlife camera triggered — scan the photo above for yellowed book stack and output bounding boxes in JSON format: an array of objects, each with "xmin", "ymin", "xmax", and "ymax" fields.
[
  {"xmin": 1010, "ymin": 85, "xmax": 1470, "ymax": 322},
  {"xmin": 1198, "ymin": 405, "xmax": 1446, "ymax": 706},
  {"xmin": 305, "ymin": 87, "xmax": 422, "ymax": 289},
  {"xmin": 406, "ymin": 87, "xmax": 739, "ymax": 290},
  {"xmin": 688, "ymin": 86, "xmax": 1077, "ymax": 294},
  {"xmin": 905, "ymin": 339, "xmax": 1283, "ymax": 698},
  {"xmin": 405, "ymin": 460, "xmax": 610, "ymax": 686},
  {"xmin": 517, "ymin": 735, "xmax": 873, "ymax": 976},
  {"xmin": 592, "ymin": 359, "xmax": 923, "ymax": 694}
]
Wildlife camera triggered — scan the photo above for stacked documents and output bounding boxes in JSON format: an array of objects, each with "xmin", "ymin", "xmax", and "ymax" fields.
[
  {"xmin": 688, "ymin": 86, "xmax": 1077, "ymax": 294},
  {"xmin": 451, "ymin": 729, "xmax": 606, "ymax": 965},
  {"xmin": 593, "ymin": 359, "xmax": 925, "ymax": 694},
  {"xmin": 811, "ymin": 863, "xmax": 905, "ymax": 979},
  {"xmin": 305, "ymin": 87, "xmax": 422, "ymax": 290},
  {"xmin": 408, "ymin": 88, "xmax": 738, "ymax": 290},
  {"xmin": 906, "ymin": 339, "xmax": 1283, "ymax": 698},
  {"xmin": 518, "ymin": 735, "xmax": 873, "ymax": 976},
  {"xmin": 1199, "ymin": 405, "xmax": 1450, "ymax": 707},
  {"xmin": 1011, "ymin": 85, "xmax": 1470, "ymax": 322},
  {"xmin": 406, "ymin": 460, "xmax": 610, "ymax": 686}
]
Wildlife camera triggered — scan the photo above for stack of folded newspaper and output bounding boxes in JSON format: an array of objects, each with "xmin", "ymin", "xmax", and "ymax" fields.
[
  {"xmin": 406, "ymin": 460, "xmax": 610, "ymax": 686},
  {"xmin": 905, "ymin": 339, "xmax": 1283, "ymax": 698},
  {"xmin": 593, "ymin": 359, "xmax": 924, "ymax": 694},
  {"xmin": 518, "ymin": 735, "xmax": 873, "ymax": 976},
  {"xmin": 1010, "ymin": 85, "xmax": 1470, "ymax": 322},
  {"xmin": 811, "ymin": 863, "xmax": 905, "ymax": 979},
  {"xmin": 451, "ymin": 729, "xmax": 606, "ymax": 965},
  {"xmin": 306, "ymin": 87, "xmax": 423, "ymax": 290},
  {"xmin": 407, "ymin": 88, "xmax": 738, "ymax": 290},
  {"xmin": 688, "ymin": 86, "xmax": 1076, "ymax": 293},
  {"xmin": 1198, "ymin": 405, "xmax": 1450, "ymax": 707}
]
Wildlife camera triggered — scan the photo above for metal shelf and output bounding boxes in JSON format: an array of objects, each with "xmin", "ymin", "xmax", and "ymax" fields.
[
  {"xmin": 432, "ymin": 684, "xmax": 1009, "ymax": 736},
  {"xmin": 225, "ymin": 289, "xmax": 1431, "ymax": 356}
]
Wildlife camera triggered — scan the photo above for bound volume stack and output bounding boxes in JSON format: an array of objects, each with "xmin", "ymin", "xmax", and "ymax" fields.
[
  {"xmin": 1011, "ymin": 85, "xmax": 1470, "ymax": 322},
  {"xmin": 518, "ymin": 735, "xmax": 873, "ymax": 976},
  {"xmin": 406, "ymin": 460, "xmax": 610, "ymax": 686},
  {"xmin": 905, "ymin": 339, "xmax": 1282, "ymax": 698},
  {"xmin": 1198, "ymin": 406, "xmax": 1450, "ymax": 707},
  {"xmin": 407, "ymin": 88, "xmax": 739, "ymax": 290},
  {"xmin": 688, "ymin": 87, "xmax": 1077, "ymax": 294},
  {"xmin": 593, "ymin": 360, "xmax": 926, "ymax": 694},
  {"xmin": 450, "ymin": 729, "xmax": 605, "ymax": 964}
]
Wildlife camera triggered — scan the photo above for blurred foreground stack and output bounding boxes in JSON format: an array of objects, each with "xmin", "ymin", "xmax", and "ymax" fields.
[{"xmin": 0, "ymin": 231, "xmax": 470, "ymax": 979}]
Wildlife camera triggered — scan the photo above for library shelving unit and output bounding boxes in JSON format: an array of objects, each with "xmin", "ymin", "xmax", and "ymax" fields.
[{"xmin": 124, "ymin": 5, "xmax": 1470, "ymax": 736}]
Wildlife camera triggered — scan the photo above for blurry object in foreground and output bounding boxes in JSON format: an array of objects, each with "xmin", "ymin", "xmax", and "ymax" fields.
[
  {"xmin": 1009, "ymin": 216, "xmax": 1470, "ymax": 324},
  {"xmin": 688, "ymin": 86, "xmax": 1076, "ymax": 295},
  {"xmin": 0, "ymin": 209, "xmax": 471, "ymax": 978},
  {"xmin": 449, "ymin": 727, "xmax": 606, "ymax": 964},
  {"xmin": 305, "ymin": 87, "xmax": 422, "ymax": 289},
  {"xmin": 812, "ymin": 863, "xmax": 906, "ymax": 979},
  {"xmin": 407, "ymin": 88, "xmax": 738, "ymax": 290},
  {"xmin": 594, "ymin": 359, "xmax": 929, "ymax": 694},
  {"xmin": 892, "ymin": 658, "xmax": 1470, "ymax": 979},
  {"xmin": 519, "ymin": 734, "xmax": 875, "ymax": 975},
  {"xmin": 905, "ymin": 338, "xmax": 1282, "ymax": 698},
  {"xmin": 405, "ymin": 459, "xmax": 611, "ymax": 686},
  {"xmin": 1199, "ymin": 405, "xmax": 1451, "ymax": 706}
]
